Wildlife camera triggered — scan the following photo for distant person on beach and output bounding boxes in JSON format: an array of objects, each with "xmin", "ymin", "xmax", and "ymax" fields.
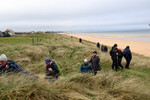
[
  {"xmin": 0, "ymin": 54, "xmax": 36, "ymax": 77},
  {"xmin": 79, "ymin": 38, "xmax": 82, "ymax": 43},
  {"xmin": 104, "ymin": 46, "xmax": 108, "ymax": 52},
  {"xmin": 97, "ymin": 42, "xmax": 100, "ymax": 49},
  {"xmin": 117, "ymin": 49, "xmax": 124, "ymax": 70},
  {"xmin": 123, "ymin": 46, "xmax": 132, "ymax": 69},
  {"xmin": 111, "ymin": 48, "xmax": 119, "ymax": 71},
  {"xmin": 89, "ymin": 51, "xmax": 101, "ymax": 75},
  {"xmin": 80, "ymin": 59, "xmax": 92, "ymax": 73},
  {"xmin": 110, "ymin": 44, "xmax": 118, "ymax": 70},
  {"xmin": 45, "ymin": 58, "xmax": 60, "ymax": 79}
]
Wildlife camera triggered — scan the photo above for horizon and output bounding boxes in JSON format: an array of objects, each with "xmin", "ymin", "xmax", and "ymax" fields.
[{"xmin": 0, "ymin": 0, "xmax": 150, "ymax": 32}]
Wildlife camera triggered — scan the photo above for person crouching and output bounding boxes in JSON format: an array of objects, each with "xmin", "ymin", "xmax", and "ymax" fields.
[{"xmin": 45, "ymin": 58, "xmax": 59, "ymax": 79}]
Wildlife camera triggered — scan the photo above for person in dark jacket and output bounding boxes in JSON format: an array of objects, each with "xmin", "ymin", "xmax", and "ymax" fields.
[
  {"xmin": 45, "ymin": 58, "xmax": 59, "ymax": 79},
  {"xmin": 123, "ymin": 46, "xmax": 132, "ymax": 69},
  {"xmin": 101, "ymin": 45, "xmax": 105, "ymax": 52},
  {"xmin": 117, "ymin": 49, "xmax": 123, "ymax": 70},
  {"xmin": 111, "ymin": 48, "xmax": 119, "ymax": 71},
  {"xmin": 80, "ymin": 59, "xmax": 92, "ymax": 73},
  {"xmin": 104, "ymin": 46, "xmax": 108, "ymax": 52},
  {"xmin": 0, "ymin": 54, "xmax": 36, "ymax": 77},
  {"xmin": 79, "ymin": 38, "xmax": 82, "ymax": 43},
  {"xmin": 89, "ymin": 51, "xmax": 101, "ymax": 75},
  {"xmin": 97, "ymin": 42, "xmax": 100, "ymax": 49},
  {"xmin": 110, "ymin": 44, "xmax": 118, "ymax": 70},
  {"xmin": 112, "ymin": 44, "xmax": 117, "ymax": 50}
]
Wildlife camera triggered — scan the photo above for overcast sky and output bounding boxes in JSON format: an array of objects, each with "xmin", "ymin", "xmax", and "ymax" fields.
[{"xmin": 0, "ymin": 0, "xmax": 150, "ymax": 32}]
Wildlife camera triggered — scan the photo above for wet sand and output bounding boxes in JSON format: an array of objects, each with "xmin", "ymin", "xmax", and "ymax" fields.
[{"xmin": 62, "ymin": 33, "xmax": 150, "ymax": 57}]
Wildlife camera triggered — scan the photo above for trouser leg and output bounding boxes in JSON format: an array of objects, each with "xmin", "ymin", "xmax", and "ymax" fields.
[
  {"xmin": 114, "ymin": 61, "xmax": 118, "ymax": 71},
  {"xmin": 118, "ymin": 59, "xmax": 123, "ymax": 70},
  {"xmin": 126, "ymin": 59, "xmax": 131, "ymax": 69},
  {"xmin": 94, "ymin": 70, "xmax": 97, "ymax": 75},
  {"xmin": 112, "ymin": 58, "xmax": 115, "ymax": 70}
]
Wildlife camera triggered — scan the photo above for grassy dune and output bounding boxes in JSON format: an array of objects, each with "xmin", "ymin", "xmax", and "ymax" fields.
[{"xmin": 0, "ymin": 33, "xmax": 150, "ymax": 100}]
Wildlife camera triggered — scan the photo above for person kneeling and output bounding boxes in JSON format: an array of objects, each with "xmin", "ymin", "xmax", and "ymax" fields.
[
  {"xmin": 80, "ymin": 59, "xmax": 92, "ymax": 73},
  {"xmin": 45, "ymin": 58, "xmax": 59, "ymax": 79}
]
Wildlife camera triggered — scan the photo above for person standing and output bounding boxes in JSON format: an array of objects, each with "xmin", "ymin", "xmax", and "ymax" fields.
[
  {"xmin": 110, "ymin": 44, "xmax": 118, "ymax": 70},
  {"xmin": 111, "ymin": 48, "xmax": 119, "ymax": 71},
  {"xmin": 79, "ymin": 38, "xmax": 82, "ymax": 43},
  {"xmin": 117, "ymin": 49, "xmax": 123, "ymax": 70},
  {"xmin": 123, "ymin": 46, "xmax": 132, "ymax": 69},
  {"xmin": 97, "ymin": 42, "xmax": 100, "ymax": 49},
  {"xmin": 111, "ymin": 44, "xmax": 117, "ymax": 50},
  {"xmin": 89, "ymin": 51, "xmax": 101, "ymax": 75}
]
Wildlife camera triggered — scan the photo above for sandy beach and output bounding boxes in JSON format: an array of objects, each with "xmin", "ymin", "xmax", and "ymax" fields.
[{"xmin": 63, "ymin": 33, "xmax": 150, "ymax": 57}]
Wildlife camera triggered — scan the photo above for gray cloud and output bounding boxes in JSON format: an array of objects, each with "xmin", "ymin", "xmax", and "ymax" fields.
[{"xmin": 0, "ymin": 0, "xmax": 150, "ymax": 32}]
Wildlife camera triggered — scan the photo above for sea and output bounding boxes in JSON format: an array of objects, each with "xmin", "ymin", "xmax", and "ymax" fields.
[{"xmin": 70, "ymin": 30, "xmax": 150, "ymax": 42}]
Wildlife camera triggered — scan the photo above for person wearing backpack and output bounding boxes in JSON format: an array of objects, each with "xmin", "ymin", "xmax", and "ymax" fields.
[
  {"xmin": 0, "ymin": 54, "xmax": 36, "ymax": 77},
  {"xmin": 80, "ymin": 59, "xmax": 92, "ymax": 73},
  {"xmin": 45, "ymin": 58, "xmax": 60, "ymax": 79},
  {"xmin": 123, "ymin": 46, "xmax": 132, "ymax": 69}
]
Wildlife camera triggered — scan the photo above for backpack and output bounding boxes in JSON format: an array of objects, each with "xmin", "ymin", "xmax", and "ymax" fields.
[
  {"xmin": 110, "ymin": 49, "xmax": 113, "ymax": 56},
  {"xmin": 55, "ymin": 63, "xmax": 62, "ymax": 75}
]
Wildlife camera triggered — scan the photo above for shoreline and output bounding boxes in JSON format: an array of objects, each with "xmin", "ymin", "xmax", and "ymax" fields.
[{"xmin": 61, "ymin": 33, "xmax": 150, "ymax": 57}]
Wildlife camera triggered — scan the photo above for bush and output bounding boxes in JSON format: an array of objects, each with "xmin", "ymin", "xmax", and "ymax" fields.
[{"xmin": 3, "ymin": 32, "xmax": 11, "ymax": 37}]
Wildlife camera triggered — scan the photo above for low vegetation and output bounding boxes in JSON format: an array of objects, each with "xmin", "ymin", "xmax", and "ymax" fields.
[{"xmin": 0, "ymin": 33, "xmax": 150, "ymax": 100}]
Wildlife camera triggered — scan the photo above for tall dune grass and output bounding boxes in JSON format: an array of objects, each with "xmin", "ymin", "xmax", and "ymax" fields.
[{"xmin": 0, "ymin": 33, "xmax": 150, "ymax": 100}]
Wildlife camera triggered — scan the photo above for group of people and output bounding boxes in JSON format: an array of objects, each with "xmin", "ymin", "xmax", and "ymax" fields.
[
  {"xmin": 0, "ymin": 54, "xmax": 60, "ymax": 79},
  {"xmin": 97, "ymin": 42, "xmax": 108, "ymax": 52},
  {"xmin": 80, "ymin": 51, "xmax": 101, "ymax": 75},
  {"xmin": 0, "ymin": 43, "xmax": 132, "ymax": 79},
  {"xmin": 110, "ymin": 44, "xmax": 132, "ymax": 71}
]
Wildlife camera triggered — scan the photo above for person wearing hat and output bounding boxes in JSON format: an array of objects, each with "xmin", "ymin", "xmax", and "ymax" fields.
[
  {"xmin": 80, "ymin": 59, "xmax": 92, "ymax": 73},
  {"xmin": 0, "ymin": 54, "xmax": 23, "ymax": 73},
  {"xmin": 0, "ymin": 54, "xmax": 8, "ymax": 73},
  {"xmin": 123, "ymin": 46, "xmax": 132, "ymax": 69},
  {"xmin": 89, "ymin": 51, "xmax": 101, "ymax": 75},
  {"xmin": 45, "ymin": 58, "xmax": 59, "ymax": 79},
  {"xmin": 0, "ymin": 54, "xmax": 36, "ymax": 77}
]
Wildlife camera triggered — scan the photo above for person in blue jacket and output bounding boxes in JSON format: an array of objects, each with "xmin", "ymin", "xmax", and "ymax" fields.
[
  {"xmin": 80, "ymin": 59, "xmax": 92, "ymax": 73},
  {"xmin": 0, "ymin": 54, "xmax": 37, "ymax": 77},
  {"xmin": 123, "ymin": 46, "xmax": 132, "ymax": 69}
]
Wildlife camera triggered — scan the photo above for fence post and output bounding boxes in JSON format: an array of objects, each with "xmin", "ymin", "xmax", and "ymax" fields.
[{"xmin": 32, "ymin": 38, "xmax": 34, "ymax": 45}]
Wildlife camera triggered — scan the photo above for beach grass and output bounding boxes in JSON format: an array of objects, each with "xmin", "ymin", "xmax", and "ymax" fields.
[{"xmin": 0, "ymin": 33, "xmax": 150, "ymax": 100}]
